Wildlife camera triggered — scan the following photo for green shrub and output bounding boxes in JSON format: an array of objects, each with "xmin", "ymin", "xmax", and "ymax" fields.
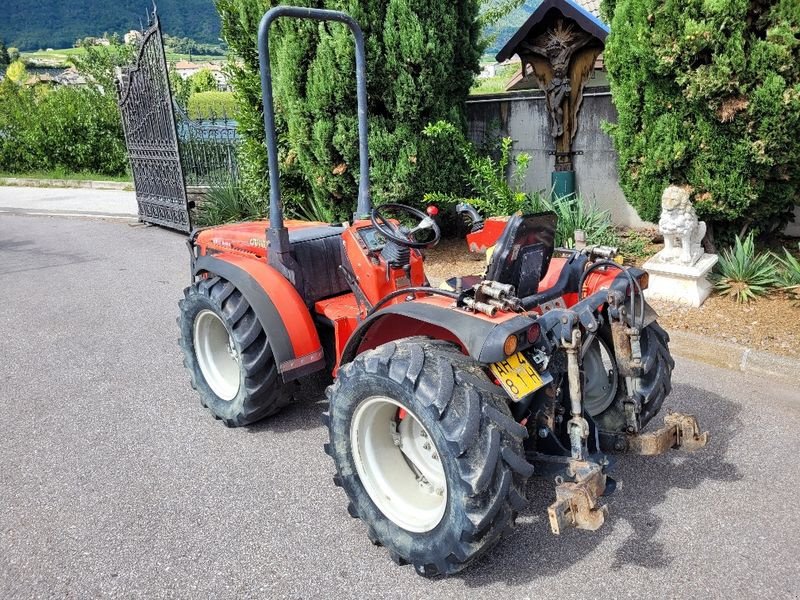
[
  {"xmin": 714, "ymin": 233, "xmax": 779, "ymax": 303},
  {"xmin": 195, "ymin": 181, "xmax": 265, "ymax": 226},
  {"xmin": 423, "ymin": 121, "xmax": 616, "ymax": 247},
  {"xmin": 423, "ymin": 121, "xmax": 530, "ymax": 216},
  {"xmin": 604, "ymin": 0, "xmax": 800, "ymax": 239},
  {"xmin": 0, "ymin": 41, "xmax": 129, "ymax": 177},
  {"xmin": 188, "ymin": 69, "xmax": 219, "ymax": 95},
  {"xmin": 0, "ymin": 82, "xmax": 127, "ymax": 175}
]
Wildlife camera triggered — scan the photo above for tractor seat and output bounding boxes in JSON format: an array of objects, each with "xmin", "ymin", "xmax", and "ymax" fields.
[
  {"xmin": 442, "ymin": 212, "xmax": 558, "ymax": 298},
  {"xmin": 289, "ymin": 225, "xmax": 351, "ymax": 305},
  {"xmin": 484, "ymin": 212, "xmax": 557, "ymax": 298}
]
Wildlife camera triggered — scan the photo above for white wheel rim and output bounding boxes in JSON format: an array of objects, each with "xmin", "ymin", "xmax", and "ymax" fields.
[
  {"xmin": 193, "ymin": 309, "xmax": 241, "ymax": 401},
  {"xmin": 351, "ymin": 396, "xmax": 447, "ymax": 533}
]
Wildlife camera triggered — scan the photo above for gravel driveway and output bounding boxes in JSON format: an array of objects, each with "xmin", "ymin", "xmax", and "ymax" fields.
[{"xmin": 1, "ymin": 214, "xmax": 799, "ymax": 599}]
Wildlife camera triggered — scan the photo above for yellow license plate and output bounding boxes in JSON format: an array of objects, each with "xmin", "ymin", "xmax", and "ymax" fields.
[{"xmin": 490, "ymin": 352, "xmax": 546, "ymax": 401}]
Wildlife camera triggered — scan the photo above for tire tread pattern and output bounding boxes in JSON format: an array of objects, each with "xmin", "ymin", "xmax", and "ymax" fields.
[
  {"xmin": 324, "ymin": 337, "xmax": 532, "ymax": 577},
  {"xmin": 178, "ymin": 277, "xmax": 292, "ymax": 427}
]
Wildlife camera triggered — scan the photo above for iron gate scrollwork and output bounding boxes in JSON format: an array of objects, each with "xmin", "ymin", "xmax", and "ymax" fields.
[{"xmin": 116, "ymin": 8, "xmax": 191, "ymax": 232}]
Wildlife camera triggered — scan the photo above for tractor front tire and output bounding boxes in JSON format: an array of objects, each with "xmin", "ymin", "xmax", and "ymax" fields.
[
  {"xmin": 178, "ymin": 276, "xmax": 291, "ymax": 427},
  {"xmin": 324, "ymin": 339, "xmax": 533, "ymax": 577}
]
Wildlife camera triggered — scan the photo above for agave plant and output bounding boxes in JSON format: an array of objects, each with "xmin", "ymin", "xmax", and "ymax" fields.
[
  {"xmin": 773, "ymin": 244, "xmax": 800, "ymax": 304},
  {"xmin": 287, "ymin": 192, "xmax": 335, "ymax": 223},
  {"xmin": 714, "ymin": 233, "xmax": 779, "ymax": 303}
]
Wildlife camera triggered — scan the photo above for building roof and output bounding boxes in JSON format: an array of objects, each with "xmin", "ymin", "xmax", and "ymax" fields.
[
  {"xmin": 496, "ymin": 0, "xmax": 609, "ymax": 62},
  {"xmin": 574, "ymin": 0, "xmax": 602, "ymax": 18},
  {"xmin": 174, "ymin": 60, "xmax": 200, "ymax": 70},
  {"xmin": 174, "ymin": 60, "xmax": 224, "ymax": 72}
]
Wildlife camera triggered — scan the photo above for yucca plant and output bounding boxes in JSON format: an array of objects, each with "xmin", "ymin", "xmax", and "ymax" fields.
[
  {"xmin": 287, "ymin": 192, "xmax": 335, "ymax": 223},
  {"xmin": 194, "ymin": 181, "xmax": 264, "ymax": 227},
  {"xmin": 714, "ymin": 233, "xmax": 779, "ymax": 303},
  {"xmin": 527, "ymin": 192, "xmax": 618, "ymax": 248}
]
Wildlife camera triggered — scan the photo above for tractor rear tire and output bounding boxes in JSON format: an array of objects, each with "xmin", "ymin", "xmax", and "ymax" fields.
[
  {"xmin": 178, "ymin": 276, "xmax": 291, "ymax": 427},
  {"xmin": 324, "ymin": 338, "xmax": 533, "ymax": 577},
  {"xmin": 588, "ymin": 321, "xmax": 674, "ymax": 433}
]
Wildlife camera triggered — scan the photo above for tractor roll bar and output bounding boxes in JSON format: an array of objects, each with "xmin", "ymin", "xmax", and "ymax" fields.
[{"xmin": 258, "ymin": 6, "xmax": 372, "ymax": 234}]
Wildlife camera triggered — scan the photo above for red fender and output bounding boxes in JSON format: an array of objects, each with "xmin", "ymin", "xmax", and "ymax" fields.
[{"xmin": 193, "ymin": 252, "xmax": 324, "ymax": 380}]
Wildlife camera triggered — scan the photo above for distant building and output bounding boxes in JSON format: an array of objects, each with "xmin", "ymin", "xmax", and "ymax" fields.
[
  {"xmin": 174, "ymin": 60, "xmax": 202, "ymax": 79},
  {"xmin": 26, "ymin": 73, "xmax": 58, "ymax": 87},
  {"xmin": 174, "ymin": 61, "xmax": 230, "ymax": 90},
  {"xmin": 57, "ymin": 67, "xmax": 87, "ymax": 87},
  {"xmin": 124, "ymin": 30, "xmax": 143, "ymax": 46}
]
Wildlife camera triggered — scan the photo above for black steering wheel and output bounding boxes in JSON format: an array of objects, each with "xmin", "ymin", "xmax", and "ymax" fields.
[{"xmin": 370, "ymin": 203, "xmax": 441, "ymax": 249}]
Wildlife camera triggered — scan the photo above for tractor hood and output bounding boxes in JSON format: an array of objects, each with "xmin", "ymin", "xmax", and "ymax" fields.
[{"xmin": 194, "ymin": 220, "xmax": 331, "ymax": 259}]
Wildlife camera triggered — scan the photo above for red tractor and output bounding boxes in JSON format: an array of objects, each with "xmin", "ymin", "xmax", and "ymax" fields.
[{"xmin": 178, "ymin": 6, "xmax": 708, "ymax": 577}]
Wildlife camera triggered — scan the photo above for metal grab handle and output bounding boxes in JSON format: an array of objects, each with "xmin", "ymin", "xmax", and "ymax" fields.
[{"xmin": 258, "ymin": 6, "xmax": 371, "ymax": 230}]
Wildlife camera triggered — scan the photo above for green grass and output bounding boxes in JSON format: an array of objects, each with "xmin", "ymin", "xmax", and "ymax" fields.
[
  {"xmin": 22, "ymin": 47, "xmax": 86, "ymax": 64},
  {"xmin": 470, "ymin": 64, "xmax": 520, "ymax": 96},
  {"xmin": 0, "ymin": 170, "xmax": 132, "ymax": 183},
  {"xmin": 165, "ymin": 52, "xmax": 225, "ymax": 63}
]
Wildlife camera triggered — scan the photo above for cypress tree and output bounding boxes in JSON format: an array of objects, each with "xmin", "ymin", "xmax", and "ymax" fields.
[
  {"xmin": 0, "ymin": 40, "xmax": 10, "ymax": 67},
  {"xmin": 604, "ymin": 0, "xmax": 800, "ymax": 238},
  {"xmin": 217, "ymin": 0, "xmax": 481, "ymax": 218}
]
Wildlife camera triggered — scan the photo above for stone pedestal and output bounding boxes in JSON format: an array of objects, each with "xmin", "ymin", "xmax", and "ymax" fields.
[{"xmin": 642, "ymin": 253, "xmax": 719, "ymax": 308}]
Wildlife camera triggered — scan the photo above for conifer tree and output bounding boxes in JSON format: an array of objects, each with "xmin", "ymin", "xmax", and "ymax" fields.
[
  {"xmin": 604, "ymin": 0, "xmax": 800, "ymax": 237},
  {"xmin": 0, "ymin": 40, "xmax": 10, "ymax": 67},
  {"xmin": 217, "ymin": 0, "xmax": 481, "ymax": 217}
]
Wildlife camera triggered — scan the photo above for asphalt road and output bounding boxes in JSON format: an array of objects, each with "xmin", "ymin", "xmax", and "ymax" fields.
[
  {"xmin": 2, "ymin": 214, "xmax": 799, "ymax": 599},
  {"xmin": 0, "ymin": 186, "xmax": 137, "ymax": 218}
]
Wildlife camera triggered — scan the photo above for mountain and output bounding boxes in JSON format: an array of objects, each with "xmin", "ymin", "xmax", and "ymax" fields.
[
  {"xmin": 2, "ymin": 0, "xmax": 537, "ymax": 56},
  {"xmin": 484, "ymin": 0, "xmax": 540, "ymax": 56},
  {"xmin": 1, "ymin": 1, "xmax": 221, "ymax": 51}
]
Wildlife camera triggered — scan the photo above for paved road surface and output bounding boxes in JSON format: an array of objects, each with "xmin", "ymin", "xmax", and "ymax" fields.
[
  {"xmin": 0, "ymin": 186, "xmax": 137, "ymax": 218},
  {"xmin": 1, "ymin": 214, "xmax": 799, "ymax": 599}
]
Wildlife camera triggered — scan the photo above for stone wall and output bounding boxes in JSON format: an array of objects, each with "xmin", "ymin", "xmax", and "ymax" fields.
[
  {"xmin": 466, "ymin": 90, "xmax": 799, "ymax": 236},
  {"xmin": 466, "ymin": 88, "xmax": 649, "ymax": 227}
]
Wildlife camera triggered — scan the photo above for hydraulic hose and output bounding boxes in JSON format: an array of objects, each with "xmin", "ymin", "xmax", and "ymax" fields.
[
  {"xmin": 578, "ymin": 260, "xmax": 645, "ymax": 328},
  {"xmin": 367, "ymin": 287, "xmax": 460, "ymax": 317}
]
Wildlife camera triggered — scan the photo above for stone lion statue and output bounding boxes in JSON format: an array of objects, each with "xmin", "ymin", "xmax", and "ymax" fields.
[{"xmin": 658, "ymin": 185, "xmax": 706, "ymax": 266}]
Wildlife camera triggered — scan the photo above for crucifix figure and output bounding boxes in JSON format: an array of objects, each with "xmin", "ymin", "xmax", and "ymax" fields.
[{"xmin": 519, "ymin": 19, "xmax": 594, "ymax": 139}]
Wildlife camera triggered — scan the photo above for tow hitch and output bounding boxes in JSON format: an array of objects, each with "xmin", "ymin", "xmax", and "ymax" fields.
[
  {"xmin": 615, "ymin": 411, "xmax": 710, "ymax": 455},
  {"xmin": 548, "ymin": 460, "xmax": 608, "ymax": 534},
  {"xmin": 545, "ymin": 411, "xmax": 709, "ymax": 535}
]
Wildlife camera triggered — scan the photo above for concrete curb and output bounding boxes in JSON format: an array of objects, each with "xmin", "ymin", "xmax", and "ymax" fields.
[
  {"xmin": 667, "ymin": 329, "xmax": 798, "ymax": 386},
  {"xmin": 0, "ymin": 177, "xmax": 133, "ymax": 191}
]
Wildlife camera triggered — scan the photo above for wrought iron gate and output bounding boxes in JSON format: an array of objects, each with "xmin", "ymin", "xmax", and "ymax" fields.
[{"xmin": 116, "ymin": 9, "xmax": 191, "ymax": 232}]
